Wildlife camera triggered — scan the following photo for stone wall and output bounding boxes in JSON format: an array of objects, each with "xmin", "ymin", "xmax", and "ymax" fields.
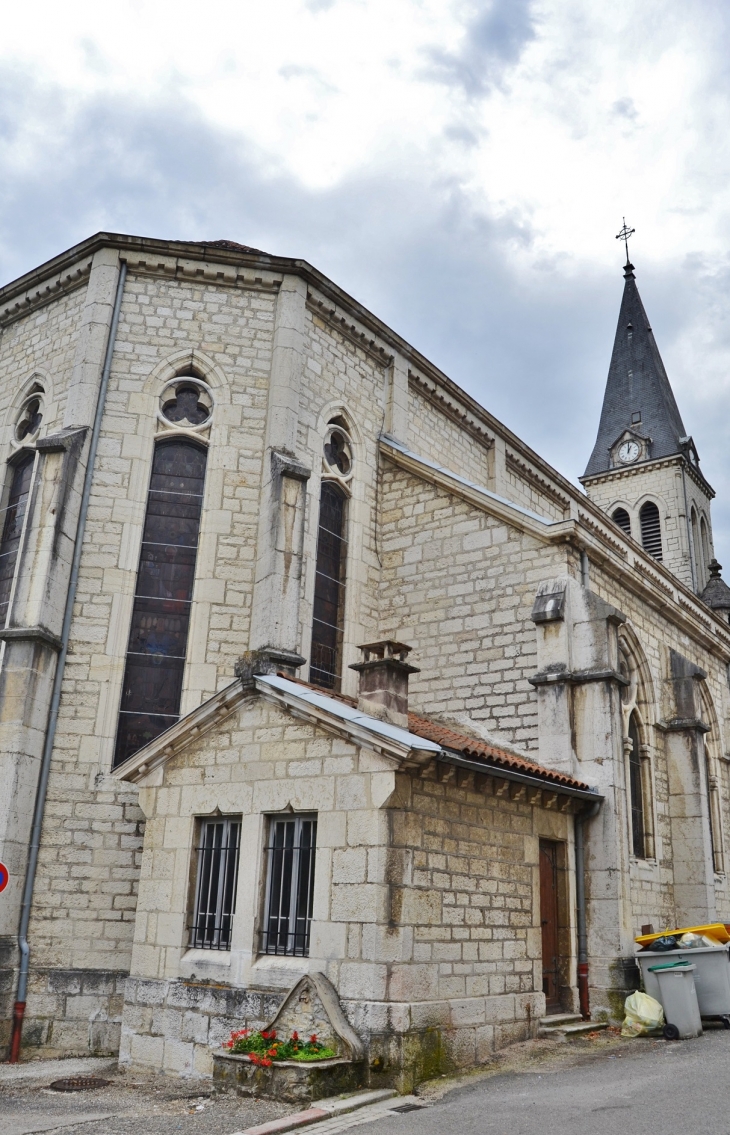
[{"xmin": 377, "ymin": 459, "xmax": 565, "ymax": 752}]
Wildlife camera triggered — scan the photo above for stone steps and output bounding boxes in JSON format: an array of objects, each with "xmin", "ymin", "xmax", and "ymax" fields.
[{"xmin": 538, "ymin": 1013, "xmax": 608, "ymax": 1038}]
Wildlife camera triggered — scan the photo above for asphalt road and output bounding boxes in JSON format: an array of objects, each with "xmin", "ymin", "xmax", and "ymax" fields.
[{"xmin": 363, "ymin": 1029, "xmax": 730, "ymax": 1135}]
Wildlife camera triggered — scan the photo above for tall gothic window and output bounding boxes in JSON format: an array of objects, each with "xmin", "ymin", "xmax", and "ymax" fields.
[
  {"xmin": 612, "ymin": 507, "xmax": 631, "ymax": 537},
  {"xmin": 310, "ymin": 481, "xmax": 347, "ymax": 689},
  {"xmin": 639, "ymin": 502, "xmax": 662, "ymax": 561},
  {"xmin": 628, "ymin": 713, "xmax": 645, "ymax": 858},
  {"xmin": 0, "ymin": 455, "xmax": 34, "ymax": 627},
  {"xmin": 114, "ymin": 439, "xmax": 207, "ymax": 766}
]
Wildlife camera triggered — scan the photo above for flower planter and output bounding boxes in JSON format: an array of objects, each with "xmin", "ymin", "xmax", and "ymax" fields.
[{"xmin": 213, "ymin": 1049, "xmax": 366, "ymax": 1104}]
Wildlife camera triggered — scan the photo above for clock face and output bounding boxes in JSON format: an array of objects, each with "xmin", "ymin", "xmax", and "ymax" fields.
[{"xmin": 617, "ymin": 440, "xmax": 640, "ymax": 464}]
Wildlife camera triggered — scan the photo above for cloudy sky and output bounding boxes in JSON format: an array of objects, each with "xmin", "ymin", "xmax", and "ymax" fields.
[{"xmin": 2, "ymin": 0, "xmax": 730, "ymax": 564}]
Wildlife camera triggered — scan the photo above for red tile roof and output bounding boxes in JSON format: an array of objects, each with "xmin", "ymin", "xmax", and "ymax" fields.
[
  {"xmin": 405, "ymin": 713, "xmax": 591, "ymax": 791},
  {"xmin": 275, "ymin": 673, "xmax": 590, "ymax": 792}
]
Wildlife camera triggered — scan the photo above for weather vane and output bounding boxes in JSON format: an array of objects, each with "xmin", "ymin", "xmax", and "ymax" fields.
[{"xmin": 616, "ymin": 218, "xmax": 635, "ymax": 264}]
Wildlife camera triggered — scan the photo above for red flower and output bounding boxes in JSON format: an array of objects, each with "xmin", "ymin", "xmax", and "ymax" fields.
[
  {"xmin": 291, "ymin": 1032, "xmax": 299, "ymax": 1041},
  {"xmin": 310, "ymin": 1034, "xmax": 317, "ymax": 1043}
]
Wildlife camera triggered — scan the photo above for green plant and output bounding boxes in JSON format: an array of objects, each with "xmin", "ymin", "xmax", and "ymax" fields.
[{"xmin": 225, "ymin": 1028, "xmax": 336, "ymax": 1065}]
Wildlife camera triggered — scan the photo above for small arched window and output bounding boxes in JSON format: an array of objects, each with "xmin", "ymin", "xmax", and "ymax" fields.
[
  {"xmin": 612, "ymin": 507, "xmax": 631, "ymax": 537},
  {"xmin": 691, "ymin": 507, "xmax": 703, "ymax": 586},
  {"xmin": 310, "ymin": 481, "xmax": 348, "ymax": 691},
  {"xmin": 114, "ymin": 438, "xmax": 207, "ymax": 766},
  {"xmin": 639, "ymin": 502, "xmax": 662, "ymax": 560},
  {"xmin": 0, "ymin": 454, "xmax": 34, "ymax": 626},
  {"xmin": 628, "ymin": 713, "xmax": 645, "ymax": 858},
  {"xmin": 700, "ymin": 517, "xmax": 711, "ymax": 586}
]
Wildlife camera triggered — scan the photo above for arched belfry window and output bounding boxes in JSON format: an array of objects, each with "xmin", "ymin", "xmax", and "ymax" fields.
[
  {"xmin": 612, "ymin": 507, "xmax": 631, "ymax": 537},
  {"xmin": 310, "ymin": 420, "xmax": 352, "ymax": 691},
  {"xmin": 639, "ymin": 502, "xmax": 662, "ymax": 561},
  {"xmin": 114, "ymin": 438, "xmax": 207, "ymax": 766},
  {"xmin": 628, "ymin": 713, "xmax": 645, "ymax": 858},
  {"xmin": 0, "ymin": 454, "xmax": 34, "ymax": 626}
]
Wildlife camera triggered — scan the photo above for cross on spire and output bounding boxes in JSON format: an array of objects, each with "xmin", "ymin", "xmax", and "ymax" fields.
[{"xmin": 616, "ymin": 218, "xmax": 635, "ymax": 265}]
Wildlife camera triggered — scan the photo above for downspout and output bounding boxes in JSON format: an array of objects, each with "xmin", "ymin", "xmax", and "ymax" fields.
[
  {"xmin": 8, "ymin": 261, "xmax": 127, "ymax": 1063},
  {"xmin": 575, "ymin": 797, "xmax": 601, "ymax": 1020}
]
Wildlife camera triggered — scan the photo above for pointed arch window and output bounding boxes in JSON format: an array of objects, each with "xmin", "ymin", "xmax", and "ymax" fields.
[
  {"xmin": 0, "ymin": 454, "xmax": 34, "ymax": 627},
  {"xmin": 310, "ymin": 480, "xmax": 348, "ymax": 690},
  {"xmin": 700, "ymin": 517, "xmax": 711, "ymax": 588},
  {"xmin": 612, "ymin": 508, "xmax": 631, "ymax": 537},
  {"xmin": 628, "ymin": 713, "xmax": 645, "ymax": 858},
  {"xmin": 114, "ymin": 438, "xmax": 207, "ymax": 766},
  {"xmin": 639, "ymin": 502, "xmax": 662, "ymax": 560}
]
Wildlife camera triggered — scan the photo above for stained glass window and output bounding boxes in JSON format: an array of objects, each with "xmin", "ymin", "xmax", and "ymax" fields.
[
  {"xmin": 310, "ymin": 481, "xmax": 347, "ymax": 690},
  {"xmin": 628, "ymin": 714, "xmax": 645, "ymax": 858},
  {"xmin": 113, "ymin": 439, "xmax": 207, "ymax": 766},
  {"xmin": 0, "ymin": 455, "xmax": 34, "ymax": 627}
]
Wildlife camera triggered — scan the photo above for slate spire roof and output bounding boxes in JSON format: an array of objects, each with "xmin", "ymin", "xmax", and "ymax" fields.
[{"xmin": 583, "ymin": 262, "xmax": 690, "ymax": 477}]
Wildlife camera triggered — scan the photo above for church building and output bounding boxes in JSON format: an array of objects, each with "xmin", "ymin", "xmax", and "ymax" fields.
[{"xmin": 0, "ymin": 233, "xmax": 729, "ymax": 1087}]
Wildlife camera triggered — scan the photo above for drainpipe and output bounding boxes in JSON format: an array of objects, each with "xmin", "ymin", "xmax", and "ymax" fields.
[
  {"xmin": 8, "ymin": 261, "xmax": 127, "ymax": 1063},
  {"xmin": 575, "ymin": 797, "xmax": 601, "ymax": 1020}
]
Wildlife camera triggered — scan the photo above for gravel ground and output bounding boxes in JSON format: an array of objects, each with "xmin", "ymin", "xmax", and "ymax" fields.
[{"xmin": 0, "ymin": 1063, "xmax": 290, "ymax": 1135}]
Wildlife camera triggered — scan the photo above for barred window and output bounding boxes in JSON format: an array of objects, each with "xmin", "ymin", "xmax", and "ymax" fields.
[
  {"xmin": 114, "ymin": 438, "xmax": 207, "ymax": 766},
  {"xmin": 190, "ymin": 818, "xmax": 241, "ymax": 950},
  {"xmin": 639, "ymin": 501, "xmax": 662, "ymax": 561},
  {"xmin": 612, "ymin": 507, "xmax": 631, "ymax": 537},
  {"xmin": 0, "ymin": 455, "xmax": 34, "ymax": 627},
  {"xmin": 261, "ymin": 814, "xmax": 317, "ymax": 957},
  {"xmin": 310, "ymin": 481, "xmax": 347, "ymax": 690}
]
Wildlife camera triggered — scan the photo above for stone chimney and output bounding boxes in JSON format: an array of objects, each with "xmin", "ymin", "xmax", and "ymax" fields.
[{"xmin": 349, "ymin": 640, "xmax": 419, "ymax": 728}]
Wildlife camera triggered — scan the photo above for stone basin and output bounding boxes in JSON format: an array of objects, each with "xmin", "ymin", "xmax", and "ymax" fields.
[{"xmin": 213, "ymin": 1049, "xmax": 367, "ymax": 1104}]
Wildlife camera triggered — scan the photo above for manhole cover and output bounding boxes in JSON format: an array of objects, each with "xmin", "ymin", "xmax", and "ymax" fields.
[
  {"xmin": 390, "ymin": 1104, "xmax": 425, "ymax": 1114},
  {"xmin": 49, "ymin": 1076, "xmax": 112, "ymax": 1092}
]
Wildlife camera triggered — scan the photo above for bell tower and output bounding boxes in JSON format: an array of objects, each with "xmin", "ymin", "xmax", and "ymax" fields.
[{"xmin": 581, "ymin": 244, "xmax": 715, "ymax": 593}]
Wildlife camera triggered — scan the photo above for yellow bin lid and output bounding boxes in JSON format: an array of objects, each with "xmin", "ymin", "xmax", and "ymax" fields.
[{"xmin": 635, "ymin": 922, "xmax": 730, "ymax": 947}]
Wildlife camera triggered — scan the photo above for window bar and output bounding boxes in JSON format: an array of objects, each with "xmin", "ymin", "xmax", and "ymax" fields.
[
  {"xmin": 262, "ymin": 817, "xmax": 317, "ymax": 956},
  {"xmin": 190, "ymin": 819, "xmax": 241, "ymax": 950}
]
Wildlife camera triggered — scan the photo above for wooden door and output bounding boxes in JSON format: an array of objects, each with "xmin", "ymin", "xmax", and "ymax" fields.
[{"xmin": 539, "ymin": 839, "xmax": 561, "ymax": 1012}]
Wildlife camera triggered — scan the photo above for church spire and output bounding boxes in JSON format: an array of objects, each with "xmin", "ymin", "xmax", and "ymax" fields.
[{"xmin": 583, "ymin": 261, "xmax": 692, "ymax": 478}]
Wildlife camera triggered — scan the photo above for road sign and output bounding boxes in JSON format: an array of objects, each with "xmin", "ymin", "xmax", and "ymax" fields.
[{"xmin": 0, "ymin": 862, "xmax": 8, "ymax": 893}]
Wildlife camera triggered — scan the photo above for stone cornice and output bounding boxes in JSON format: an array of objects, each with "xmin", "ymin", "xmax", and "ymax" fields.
[
  {"xmin": 408, "ymin": 370, "xmax": 495, "ymax": 448},
  {"xmin": 0, "ymin": 625, "xmax": 64, "ymax": 651},
  {"xmin": 580, "ymin": 452, "xmax": 715, "ymax": 500},
  {"xmin": 306, "ymin": 293, "xmax": 393, "ymax": 367},
  {"xmin": 505, "ymin": 451, "xmax": 570, "ymax": 515},
  {"xmin": 0, "ymin": 257, "xmax": 93, "ymax": 327}
]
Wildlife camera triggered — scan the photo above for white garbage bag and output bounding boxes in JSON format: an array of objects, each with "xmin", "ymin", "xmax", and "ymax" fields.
[{"xmin": 621, "ymin": 991, "xmax": 664, "ymax": 1037}]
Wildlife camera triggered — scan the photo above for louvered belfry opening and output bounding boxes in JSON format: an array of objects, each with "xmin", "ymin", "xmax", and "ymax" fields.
[
  {"xmin": 612, "ymin": 507, "xmax": 631, "ymax": 537},
  {"xmin": 310, "ymin": 480, "xmax": 347, "ymax": 690},
  {"xmin": 639, "ymin": 501, "xmax": 663, "ymax": 560},
  {"xmin": 114, "ymin": 438, "xmax": 207, "ymax": 766},
  {"xmin": 0, "ymin": 454, "xmax": 34, "ymax": 626}
]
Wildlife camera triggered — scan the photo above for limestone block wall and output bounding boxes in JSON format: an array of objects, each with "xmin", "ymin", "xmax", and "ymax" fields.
[
  {"xmin": 117, "ymin": 694, "xmax": 560, "ymax": 1085},
  {"xmin": 406, "ymin": 384, "xmax": 493, "ymax": 492},
  {"xmin": 296, "ymin": 304, "xmax": 388, "ymax": 697},
  {"xmin": 14, "ymin": 268, "xmax": 280, "ymax": 1051},
  {"xmin": 377, "ymin": 461, "xmax": 566, "ymax": 751},
  {"xmin": 0, "ymin": 283, "xmax": 88, "ymax": 444}
]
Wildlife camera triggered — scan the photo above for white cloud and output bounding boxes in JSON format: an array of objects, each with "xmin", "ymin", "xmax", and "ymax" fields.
[{"xmin": 2, "ymin": 0, "xmax": 730, "ymax": 563}]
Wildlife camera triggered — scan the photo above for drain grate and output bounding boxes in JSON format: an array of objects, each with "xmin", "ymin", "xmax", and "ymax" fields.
[
  {"xmin": 390, "ymin": 1103, "xmax": 425, "ymax": 1114},
  {"xmin": 49, "ymin": 1076, "xmax": 112, "ymax": 1092}
]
